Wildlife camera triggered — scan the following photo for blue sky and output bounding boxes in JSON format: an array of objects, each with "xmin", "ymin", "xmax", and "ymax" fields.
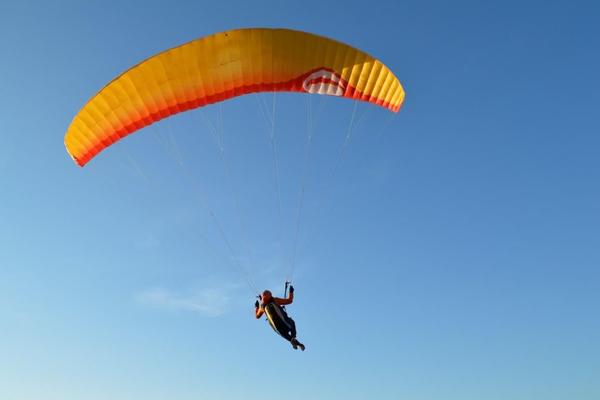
[{"xmin": 1, "ymin": 1, "xmax": 599, "ymax": 399}]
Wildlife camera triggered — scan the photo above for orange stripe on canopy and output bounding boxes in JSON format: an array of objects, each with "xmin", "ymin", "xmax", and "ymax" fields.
[{"xmin": 65, "ymin": 28, "xmax": 405, "ymax": 166}]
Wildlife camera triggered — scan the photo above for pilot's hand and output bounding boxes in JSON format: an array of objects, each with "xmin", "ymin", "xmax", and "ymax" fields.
[
  {"xmin": 254, "ymin": 300, "xmax": 260, "ymax": 308},
  {"xmin": 289, "ymin": 285, "xmax": 294, "ymax": 294}
]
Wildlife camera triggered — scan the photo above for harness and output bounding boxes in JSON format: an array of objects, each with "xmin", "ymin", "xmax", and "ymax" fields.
[
  {"xmin": 262, "ymin": 299, "xmax": 292, "ymax": 335},
  {"xmin": 258, "ymin": 281, "xmax": 294, "ymax": 337}
]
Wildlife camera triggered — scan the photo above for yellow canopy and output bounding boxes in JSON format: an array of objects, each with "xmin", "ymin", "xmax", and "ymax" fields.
[{"xmin": 65, "ymin": 28, "xmax": 405, "ymax": 166}]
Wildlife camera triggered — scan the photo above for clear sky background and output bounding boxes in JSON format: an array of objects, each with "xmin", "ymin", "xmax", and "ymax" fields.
[{"xmin": 1, "ymin": 1, "xmax": 599, "ymax": 399}]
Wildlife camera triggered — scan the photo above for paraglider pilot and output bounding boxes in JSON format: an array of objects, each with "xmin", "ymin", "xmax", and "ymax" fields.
[{"xmin": 255, "ymin": 285, "xmax": 305, "ymax": 351}]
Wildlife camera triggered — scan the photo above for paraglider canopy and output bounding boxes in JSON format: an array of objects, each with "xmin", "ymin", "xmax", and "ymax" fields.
[{"xmin": 64, "ymin": 28, "xmax": 405, "ymax": 166}]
